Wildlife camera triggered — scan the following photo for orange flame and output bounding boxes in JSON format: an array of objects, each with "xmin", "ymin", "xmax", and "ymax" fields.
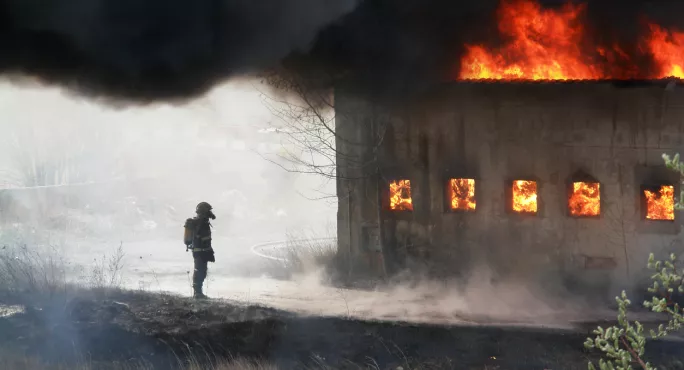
[
  {"xmin": 460, "ymin": 0, "xmax": 602, "ymax": 80},
  {"xmin": 389, "ymin": 179, "xmax": 413, "ymax": 211},
  {"xmin": 512, "ymin": 180, "xmax": 538, "ymax": 213},
  {"xmin": 644, "ymin": 185, "xmax": 675, "ymax": 221},
  {"xmin": 457, "ymin": 0, "xmax": 684, "ymax": 80},
  {"xmin": 645, "ymin": 24, "xmax": 684, "ymax": 79},
  {"xmin": 568, "ymin": 182, "xmax": 600, "ymax": 217},
  {"xmin": 449, "ymin": 178, "xmax": 476, "ymax": 211}
]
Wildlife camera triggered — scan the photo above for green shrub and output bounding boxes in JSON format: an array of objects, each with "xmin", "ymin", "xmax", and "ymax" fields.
[{"xmin": 584, "ymin": 153, "xmax": 684, "ymax": 369}]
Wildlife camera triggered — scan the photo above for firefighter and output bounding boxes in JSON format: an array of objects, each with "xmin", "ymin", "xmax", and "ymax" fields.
[{"xmin": 184, "ymin": 201, "xmax": 216, "ymax": 299}]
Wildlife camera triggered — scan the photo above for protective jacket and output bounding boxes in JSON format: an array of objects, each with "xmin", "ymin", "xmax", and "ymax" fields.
[{"xmin": 185, "ymin": 217, "xmax": 215, "ymax": 262}]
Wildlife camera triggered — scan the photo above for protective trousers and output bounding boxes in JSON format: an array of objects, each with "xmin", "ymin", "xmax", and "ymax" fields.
[{"xmin": 193, "ymin": 256, "xmax": 208, "ymax": 292}]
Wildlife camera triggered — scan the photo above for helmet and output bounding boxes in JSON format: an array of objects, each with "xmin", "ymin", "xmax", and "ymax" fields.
[{"xmin": 196, "ymin": 202, "xmax": 214, "ymax": 218}]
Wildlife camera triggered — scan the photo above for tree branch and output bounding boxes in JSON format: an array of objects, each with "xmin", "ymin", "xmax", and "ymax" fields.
[{"xmin": 620, "ymin": 336, "xmax": 648, "ymax": 369}]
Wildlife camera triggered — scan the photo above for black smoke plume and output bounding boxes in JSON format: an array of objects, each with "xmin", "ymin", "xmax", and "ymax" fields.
[
  {"xmin": 0, "ymin": 0, "xmax": 358, "ymax": 103},
  {"xmin": 4, "ymin": 0, "xmax": 684, "ymax": 102}
]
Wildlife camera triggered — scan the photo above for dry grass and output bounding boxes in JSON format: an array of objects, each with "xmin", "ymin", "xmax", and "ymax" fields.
[
  {"xmin": 262, "ymin": 229, "xmax": 381, "ymax": 289},
  {"xmin": 0, "ymin": 235, "xmax": 280, "ymax": 370},
  {"xmin": 0, "ymin": 234, "xmax": 126, "ymax": 298},
  {"xmin": 0, "ymin": 244, "xmax": 68, "ymax": 295},
  {"xmin": 260, "ymin": 229, "xmax": 340, "ymax": 281},
  {"xmin": 80, "ymin": 242, "xmax": 126, "ymax": 290},
  {"xmin": 185, "ymin": 357, "xmax": 278, "ymax": 370},
  {"xmin": 0, "ymin": 349, "xmax": 456, "ymax": 370},
  {"xmin": 0, "ymin": 349, "xmax": 278, "ymax": 370},
  {"xmin": 0, "ymin": 349, "xmax": 148, "ymax": 370},
  {"xmin": 0, "ymin": 226, "xmax": 69, "ymax": 295},
  {"xmin": 283, "ymin": 230, "xmax": 338, "ymax": 274}
]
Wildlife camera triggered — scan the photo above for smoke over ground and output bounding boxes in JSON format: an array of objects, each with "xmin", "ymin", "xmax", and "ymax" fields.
[
  {"xmin": 231, "ymin": 263, "xmax": 606, "ymax": 328},
  {"xmin": 0, "ymin": 80, "xmax": 335, "ymax": 239}
]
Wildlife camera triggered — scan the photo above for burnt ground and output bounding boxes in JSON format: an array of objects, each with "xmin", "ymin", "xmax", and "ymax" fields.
[{"xmin": 0, "ymin": 289, "xmax": 683, "ymax": 370}]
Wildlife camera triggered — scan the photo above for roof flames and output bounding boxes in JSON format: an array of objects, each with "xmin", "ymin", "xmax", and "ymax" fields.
[{"xmin": 458, "ymin": 0, "xmax": 684, "ymax": 81}]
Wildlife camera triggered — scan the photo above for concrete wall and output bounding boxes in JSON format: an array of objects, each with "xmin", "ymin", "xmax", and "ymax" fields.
[{"xmin": 336, "ymin": 82, "xmax": 684, "ymax": 298}]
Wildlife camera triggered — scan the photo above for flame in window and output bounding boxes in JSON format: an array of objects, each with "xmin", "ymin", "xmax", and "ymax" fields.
[
  {"xmin": 449, "ymin": 178, "xmax": 476, "ymax": 211},
  {"xmin": 512, "ymin": 180, "xmax": 538, "ymax": 214},
  {"xmin": 389, "ymin": 180, "xmax": 413, "ymax": 211},
  {"xmin": 644, "ymin": 185, "xmax": 675, "ymax": 221},
  {"xmin": 568, "ymin": 182, "xmax": 600, "ymax": 217}
]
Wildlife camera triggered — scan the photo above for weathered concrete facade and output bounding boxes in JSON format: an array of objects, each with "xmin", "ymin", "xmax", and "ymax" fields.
[{"xmin": 336, "ymin": 81, "xmax": 684, "ymax": 299}]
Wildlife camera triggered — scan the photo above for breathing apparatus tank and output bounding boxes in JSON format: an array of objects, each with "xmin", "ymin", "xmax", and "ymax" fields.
[{"xmin": 183, "ymin": 218, "xmax": 195, "ymax": 247}]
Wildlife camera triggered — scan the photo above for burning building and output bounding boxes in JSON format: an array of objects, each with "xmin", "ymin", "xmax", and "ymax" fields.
[{"xmin": 334, "ymin": 0, "xmax": 684, "ymax": 299}]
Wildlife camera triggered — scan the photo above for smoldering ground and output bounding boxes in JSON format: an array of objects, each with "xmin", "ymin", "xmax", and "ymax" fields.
[
  {"xmin": 0, "ymin": 252, "xmax": 615, "ymax": 369},
  {"xmin": 6, "ymin": 286, "xmax": 676, "ymax": 370}
]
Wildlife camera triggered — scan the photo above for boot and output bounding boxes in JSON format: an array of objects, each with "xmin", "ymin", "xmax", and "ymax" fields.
[{"xmin": 193, "ymin": 284, "xmax": 209, "ymax": 299}]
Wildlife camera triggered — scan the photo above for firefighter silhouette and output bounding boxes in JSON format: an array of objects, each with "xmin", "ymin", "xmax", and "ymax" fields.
[{"xmin": 183, "ymin": 201, "xmax": 216, "ymax": 299}]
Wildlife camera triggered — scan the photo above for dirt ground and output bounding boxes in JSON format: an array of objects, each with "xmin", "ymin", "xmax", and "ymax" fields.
[{"xmin": 1, "ymin": 290, "xmax": 683, "ymax": 370}]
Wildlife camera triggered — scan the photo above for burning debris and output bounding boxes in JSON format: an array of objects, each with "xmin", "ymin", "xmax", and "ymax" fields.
[
  {"xmin": 458, "ymin": 0, "xmax": 684, "ymax": 80},
  {"xmin": 511, "ymin": 180, "xmax": 538, "ymax": 214},
  {"xmin": 389, "ymin": 180, "xmax": 413, "ymax": 211},
  {"xmin": 449, "ymin": 178, "xmax": 476, "ymax": 211},
  {"xmin": 644, "ymin": 185, "xmax": 675, "ymax": 221},
  {"xmin": 568, "ymin": 182, "xmax": 600, "ymax": 217}
]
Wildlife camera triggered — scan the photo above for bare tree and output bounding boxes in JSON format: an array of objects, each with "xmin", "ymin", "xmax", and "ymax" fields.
[
  {"xmin": 256, "ymin": 68, "xmax": 390, "ymax": 279},
  {"xmin": 257, "ymin": 69, "xmax": 386, "ymax": 184}
]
